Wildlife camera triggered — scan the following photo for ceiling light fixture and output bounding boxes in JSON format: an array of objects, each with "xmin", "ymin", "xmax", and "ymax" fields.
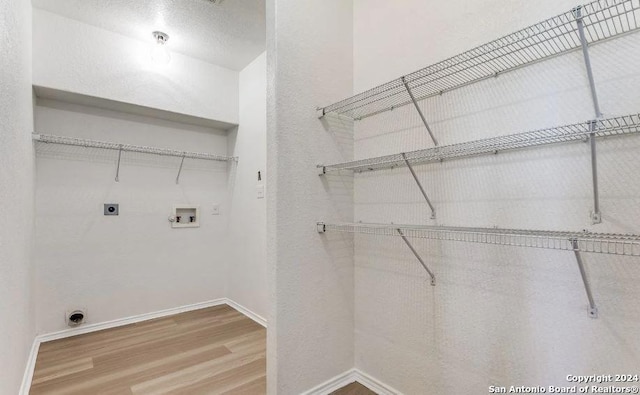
[{"xmin": 150, "ymin": 31, "xmax": 171, "ymax": 65}]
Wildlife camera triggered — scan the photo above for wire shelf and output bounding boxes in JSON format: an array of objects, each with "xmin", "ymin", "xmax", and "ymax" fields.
[
  {"xmin": 319, "ymin": 0, "xmax": 640, "ymax": 120},
  {"xmin": 318, "ymin": 222, "xmax": 640, "ymax": 256},
  {"xmin": 319, "ymin": 114, "xmax": 640, "ymax": 173},
  {"xmin": 33, "ymin": 134, "xmax": 236, "ymax": 162}
]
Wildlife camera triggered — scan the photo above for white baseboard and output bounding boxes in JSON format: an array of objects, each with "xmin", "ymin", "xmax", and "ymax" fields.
[
  {"xmin": 352, "ymin": 369, "xmax": 402, "ymax": 395},
  {"xmin": 302, "ymin": 368, "xmax": 401, "ymax": 395},
  {"xmin": 224, "ymin": 298, "xmax": 267, "ymax": 327},
  {"xmin": 19, "ymin": 338, "xmax": 40, "ymax": 395},
  {"xmin": 301, "ymin": 369, "xmax": 357, "ymax": 395},
  {"xmin": 37, "ymin": 298, "xmax": 228, "ymax": 343},
  {"xmin": 21, "ymin": 298, "xmax": 266, "ymax": 395}
]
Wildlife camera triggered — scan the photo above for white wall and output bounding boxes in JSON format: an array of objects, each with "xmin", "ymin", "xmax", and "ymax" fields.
[
  {"xmin": 34, "ymin": 100, "xmax": 231, "ymax": 334},
  {"xmin": 266, "ymin": 0, "xmax": 355, "ymax": 393},
  {"xmin": 33, "ymin": 8, "xmax": 239, "ymax": 125},
  {"xmin": 0, "ymin": 0, "xmax": 35, "ymax": 393},
  {"xmin": 350, "ymin": 1, "xmax": 640, "ymax": 393},
  {"xmin": 227, "ymin": 53, "xmax": 268, "ymax": 320}
]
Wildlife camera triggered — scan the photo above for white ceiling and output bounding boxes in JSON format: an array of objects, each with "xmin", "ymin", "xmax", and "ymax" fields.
[{"xmin": 31, "ymin": 0, "xmax": 266, "ymax": 71}]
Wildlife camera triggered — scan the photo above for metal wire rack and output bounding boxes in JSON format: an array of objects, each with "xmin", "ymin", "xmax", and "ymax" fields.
[
  {"xmin": 318, "ymin": 0, "xmax": 640, "ymax": 120},
  {"xmin": 33, "ymin": 134, "xmax": 236, "ymax": 162},
  {"xmin": 319, "ymin": 114, "xmax": 640, "ymax": 173},
  {"xmin": 317, "ymin": 222, "xmax": 640, "ymax": 256}
]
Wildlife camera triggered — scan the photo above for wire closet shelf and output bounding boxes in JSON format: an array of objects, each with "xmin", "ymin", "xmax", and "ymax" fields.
[
  {"xmin": 319, "ymin": 114, "xmax": 640, "ymax": 173},
  {"xmin": 318, "ymin": 0, "xmax": 640, "ymax": 120},
  {"xmin": 317, "ymin": 222, "xmax": 640, "ymax": 257},
  {"xmin": 32, "ymin": 134, "xmax": 236, "ymax": 162}
]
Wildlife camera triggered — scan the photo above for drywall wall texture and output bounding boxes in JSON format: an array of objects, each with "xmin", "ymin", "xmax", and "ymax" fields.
[
  {"xmin": 32, "ymin": 8, "xmax": 239, "ymax": 125},
  {"xmin": 34, "ymin": 100, "xmax": 231, "ymax": 334},
  {"xmin": 266, "ymin": 0, "xmax": 355, "ymax": 393},
  {"xmin": 343, "ymin": 0, "xmax": 640, "ymax": 393},
  {"xmin": 0, "ymin": 0, "xmax": 35, "ymax": 392},
  {"xmin": 226, "ymin": 52, "xmax": 268, "ymax": 320}
]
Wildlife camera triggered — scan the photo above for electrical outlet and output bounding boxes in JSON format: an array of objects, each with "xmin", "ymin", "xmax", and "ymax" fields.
[
  {"xmin": 104, "ymin": 204, "xmax": 119, "ymax": 215},
  {"xmin": 212, "ymin": 204, "xmax": 220, "ymax": 215}
]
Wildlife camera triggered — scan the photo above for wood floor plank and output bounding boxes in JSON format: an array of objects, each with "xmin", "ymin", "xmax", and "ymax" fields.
[
  {"xmin": 219, "ymin": 375, "xmax": 266, "ymax": 395},
  {"xmin": 163, "ymin": 357, "xmax": 266, "ymax": 395},
  {"xmin": 31, "ymin": 357, "xmax": 94, "ymax": 385},
  {"xmin": 130, "ymin": 349, "xmax": 265, "ymax": 394},
  {"xmin": 30, "ymin": 305, "xmax": 266, "ymax": 394},
  {"xmin": 330, "ymin": 382, "xmax": 378, "ymax": 395}
]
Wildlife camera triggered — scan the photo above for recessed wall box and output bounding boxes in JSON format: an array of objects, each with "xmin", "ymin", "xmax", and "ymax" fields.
[
  {"xmin": 169, "ymin": 205, "xmax": 200, "ymax": 228},
  {"xmin": 104, "ymin": 204, "xmax": 119, "ymax": 215}
]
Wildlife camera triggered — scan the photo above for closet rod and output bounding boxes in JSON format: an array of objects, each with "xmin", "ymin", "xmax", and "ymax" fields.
[{"xmin": 32, "ymin": 134, "xmax": 237, "ymax": 162}]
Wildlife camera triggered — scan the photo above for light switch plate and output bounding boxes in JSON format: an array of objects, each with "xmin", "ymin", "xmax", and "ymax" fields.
[
  {"xmin": 257, "ymin": 185, "xmax": 265, "ymax": 199},
  {"xmin": 212, "ymin": 204, "xmax": 220, "ymax": 215}
]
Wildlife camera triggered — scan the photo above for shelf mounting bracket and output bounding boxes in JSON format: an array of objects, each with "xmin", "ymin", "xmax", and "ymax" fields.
[
  {"xmin": 115, "ymin": 144, "xmax": 123, "ymax": 182},
  {"xmin": 574, "ymin": 6, "xmax": 603, "ymax": 119},
  {"xmin": 588, "ymin": 121, "xmax": 601, "ymax": 224},
  {"xmin": 572, "ymin": 239, "xmax": 598, "ymax": 318},
  {"xmin": 176, "ymin": 154, "xmax": 186, "ymax": 184},
  {"xmin": 574, "ymin": 6, "xmax": 602, "ymax": 224},
  {"xmin": 397, "ymin": 228, "xmax": 436, "ymax": 286},
  {"xmin": 402, "ymin": 153, "xmax": 436, "ymax": 219},
  {"xmin": 402, "ymin": 76, "xmax": 439, "ymax": 146}
]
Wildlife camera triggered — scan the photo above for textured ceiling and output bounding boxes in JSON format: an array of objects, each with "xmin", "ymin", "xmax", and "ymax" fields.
[{"xmin": 31, "ymin": 0, "xmax": 266, "ymax": 71}]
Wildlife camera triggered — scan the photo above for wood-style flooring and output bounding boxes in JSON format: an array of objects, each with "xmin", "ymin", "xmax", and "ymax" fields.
[
  {"xmin": 331, "ymin": 382, "xmax": 377, "ymax": 395},
  {"xmin": 30, "ymin": 304, "xmax": 266, "ymax": 394}
]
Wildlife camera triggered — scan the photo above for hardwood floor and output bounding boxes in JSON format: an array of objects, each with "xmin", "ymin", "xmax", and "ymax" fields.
[
  {"xmin": 330, "ymin": 382, "xmax": 377, "ymax": 395},
  {"xmin": 30, "ymin": 304, "xmax": 266, "ymax": 394}
]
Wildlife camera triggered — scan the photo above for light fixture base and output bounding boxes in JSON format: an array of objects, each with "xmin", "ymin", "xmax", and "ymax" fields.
[{"xmin": 152, "ymin": 31, "xmax": 170, "ymax": 43}]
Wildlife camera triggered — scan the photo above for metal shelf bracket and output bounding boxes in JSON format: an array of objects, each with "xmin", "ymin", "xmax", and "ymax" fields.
[
  {"xmin": 317, "ymin": 222, "xmax": 326, "ymax": 233},
  {"xmin": 402, "ymin": 153, "xmax": 436, "ymax": 219},
  {"xmin": 397, "ymin": 228, "xmax": 436, "ymax": 286},
  {"xmin": 574, "ymin": 6, "xmax": 603, "ymax": 119},
  {"xmin": 588, "ymin": 121, "xmax": 602, "ymax": 224},
  {"xmin": 115, "ymin": 144, "xmax": 123, "ymax": 182},
  {"xmin": 572, "ymin": 239, "xmax": 599, "ymax": 318},
  {"xmin": 401, "ymin": 76, "xmax": 439, "ymax": 147},
  {"xmin": 176, "ymin": 154, "xmax": 186, "ymax": 184},
  {"xmin": 574, "ymin": 6, "xmax": 603, "ymax": 224}
]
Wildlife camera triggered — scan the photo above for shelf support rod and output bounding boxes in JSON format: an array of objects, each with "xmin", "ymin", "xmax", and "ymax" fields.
[
  {"xmin": 574, "ymin": 6, "xmax": 602, "ymax": 119},
  {"xmin": 571, "ymin": 239, "xmax": 598, "ymax": 318},
  {"xmin": 402, "ymin": 76, "xmax": 439, "ymax": 146},
  {"xmin": 402, "ymin": 153, "xmax": 436, "ymax": 219},
  {"xmin": 588, "ymin": 121, "xmax": 601, "ymax": 224},
  {"xmin": 397, "ymin": 229, "xmax": 436, "ymax": 286},
  {"xmin": 176, "ymin": 154, "xmax": 186, "ymax": 184},
  {"xmin": 115, "ymin": 145, "xmax": 123, "ymax": 182},
  {"xmin": 575, "ymin": 6, "xmax": 603, "ymax": 224}
]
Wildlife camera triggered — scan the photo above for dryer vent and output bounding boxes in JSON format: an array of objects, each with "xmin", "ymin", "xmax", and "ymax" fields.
[{"xmin": 67, "ymin": 309, "xmax": 86, "ymax": 327}]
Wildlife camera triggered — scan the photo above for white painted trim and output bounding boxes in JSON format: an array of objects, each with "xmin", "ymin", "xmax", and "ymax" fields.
[
  {"xmin": 302, "ymin": 368, "xmax": 402, "ymax": 395},
  {"xmin": 300, "ymin": 369, "xmax": 357, "ymax": 395},
  {"xmin": 224, "ymin": 298, "xmax": 267, "ymax": 327},
  {"xmin": 37, "ymin": 298, "xmax": 227, "ymax": 343},
  {"xmin": 21, "ymin": 298, "xmax": 266, "ymax": 394},
  {"xmin": 353, "ymin": 369, "xmax": 402, "ymax": 395},
  {"xmin": 19, "ymin": 338, "xmax": 40, "ymax": 395}
]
